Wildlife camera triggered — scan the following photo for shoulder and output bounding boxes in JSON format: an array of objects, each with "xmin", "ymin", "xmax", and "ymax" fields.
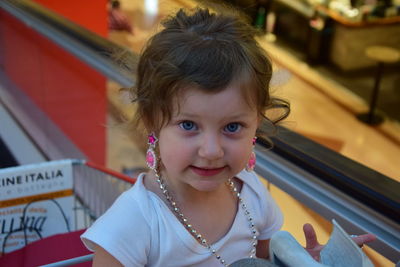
[
  {"xmin": 236, "ymin": 170, "xmax": 270, "ymax": 211},
  {"xmin": 236, "ymin": 170, "xmax": 283, "ymax": 239},
  {"xmin": 81, "ymin": 173, "xmax": 153, "ymax": 266},
  {"xmin": 92, "ymin": 173, "xmax": 155, "ymax": 225},
  {"xmin": 236, "ymin": 170, "xmax": 267, "ymax": 198}
]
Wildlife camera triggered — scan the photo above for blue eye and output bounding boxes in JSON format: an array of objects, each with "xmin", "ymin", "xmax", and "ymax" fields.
[
  {"xmin": 179, "ymin": 121, "xmax": 197, "ymax": 131},
  {"xmin": 225, "ymin": 123, "xmax": 241, "ymax": 133}
]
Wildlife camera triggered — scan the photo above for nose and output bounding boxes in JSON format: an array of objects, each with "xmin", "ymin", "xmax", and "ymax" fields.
[{"xmin": 198, "ymin": 133, "xmax": 224, "ymax": 160}]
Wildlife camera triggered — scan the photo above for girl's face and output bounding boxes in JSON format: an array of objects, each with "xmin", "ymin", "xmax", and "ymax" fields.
[{"xmin": 158, "ymin": 84, "xmax": 259, "ymax": 194}]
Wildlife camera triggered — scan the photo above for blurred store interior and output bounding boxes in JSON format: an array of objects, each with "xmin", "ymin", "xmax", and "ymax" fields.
[{"xmin": 0, "ymin": 0, "xmax": 399, "ymax": 266}]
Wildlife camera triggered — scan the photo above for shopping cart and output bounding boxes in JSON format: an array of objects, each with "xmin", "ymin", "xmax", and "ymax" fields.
[{"xmin": 0, "ymin": 159, "xmax": 137, "ymax": 267}]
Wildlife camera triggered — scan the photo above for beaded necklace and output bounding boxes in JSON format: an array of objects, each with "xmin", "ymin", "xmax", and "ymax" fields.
[{"xmin": 155, "ymin": 172, "xmax": 258, "ymax": 266}]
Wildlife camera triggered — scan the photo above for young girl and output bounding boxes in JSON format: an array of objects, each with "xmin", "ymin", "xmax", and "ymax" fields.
[{"xmin": 81, "ymin": 7, "xmax": 374, "ymax": 266}]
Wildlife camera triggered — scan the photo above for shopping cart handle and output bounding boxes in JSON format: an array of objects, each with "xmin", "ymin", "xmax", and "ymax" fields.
[{"xmin": 39, "ymin": 254, "xmax": 93, "ymax": 267}]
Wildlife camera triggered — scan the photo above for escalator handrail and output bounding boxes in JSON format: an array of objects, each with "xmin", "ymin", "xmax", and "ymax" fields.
[
  {"xmin": 259, "ymin": 127, "xmax": 399, "ymax": 222},
  {"xmin": 0, "ymin": 0, "xmax": 137, "ymax": 88}
]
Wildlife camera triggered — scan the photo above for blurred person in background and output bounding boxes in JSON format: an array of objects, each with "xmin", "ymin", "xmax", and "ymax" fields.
[{"xmin": 109, "ymin": 0, "xmax": 134, "ymax": 34}]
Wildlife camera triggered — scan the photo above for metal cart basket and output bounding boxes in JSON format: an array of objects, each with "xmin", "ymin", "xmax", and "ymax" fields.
[{"xmin": 0, "ymin": 159, "xmax": 136, "ymax": 267}]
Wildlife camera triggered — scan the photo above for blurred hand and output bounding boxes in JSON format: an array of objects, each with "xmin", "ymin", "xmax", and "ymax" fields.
[
  {"xmin": 302, "ymin": 223, "xmax": 376, "ymax": 262},
  {"xmin": 303, "ymin": 223, "xmax": 324, "ymax": 261}
]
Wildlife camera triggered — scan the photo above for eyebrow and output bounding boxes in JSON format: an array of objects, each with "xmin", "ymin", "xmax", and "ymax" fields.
[
  {"xmin": 176, "ymin": 112, "xmax": 199, "ymax": 118},
  {"xmin": 176, "ymin": 112, "xmax": 255, "ymax": 120}
]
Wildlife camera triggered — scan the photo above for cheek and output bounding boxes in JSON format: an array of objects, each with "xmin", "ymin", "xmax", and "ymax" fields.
[
  {"xmin": 159, "ymin": 136, "xmax": 192, "ymax": 169},
  {"xmin": 159, "ymin": 141, "xmax": 174, "ymax": 168},
  {"xmin": 229, "ymin": 140, "xmax": 254, "ymax": 166}
]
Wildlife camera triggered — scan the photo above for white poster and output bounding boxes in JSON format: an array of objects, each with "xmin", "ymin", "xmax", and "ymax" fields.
[{"xmin": 0, "ymin": 159, "xmax": 75, "ymax": 254}]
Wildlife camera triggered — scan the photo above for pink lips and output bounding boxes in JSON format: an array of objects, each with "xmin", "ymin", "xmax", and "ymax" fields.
[{"xmin": 190, "ymin": 166, "xmax": 225, "ymax": 176}]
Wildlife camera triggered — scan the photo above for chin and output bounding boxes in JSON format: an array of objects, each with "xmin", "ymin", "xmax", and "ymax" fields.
[
  {"xmin": 193, "ymin": 185, "xmax": 221, "ymax": 192},
  {"xmin": 191, "ymin": 178, "xmax": 227, "ymax": 192}
]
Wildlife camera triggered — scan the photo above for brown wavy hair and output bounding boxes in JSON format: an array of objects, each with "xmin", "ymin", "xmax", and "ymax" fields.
[{"xmin": 131, "ymin": 7, "xmax": 289, "ymax": 140}]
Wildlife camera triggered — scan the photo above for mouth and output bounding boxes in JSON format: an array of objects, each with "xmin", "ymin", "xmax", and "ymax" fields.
[{"xmin": 190, "ymin": 166, "xmax": 226, "ymax": 177}]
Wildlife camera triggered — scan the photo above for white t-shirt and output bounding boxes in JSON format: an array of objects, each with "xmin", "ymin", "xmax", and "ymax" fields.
[{"xmin": 81, "ymin": 170, "xmax": 283, "ymax": 266}]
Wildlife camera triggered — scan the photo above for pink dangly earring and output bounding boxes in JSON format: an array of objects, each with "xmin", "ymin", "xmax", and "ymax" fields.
[
  {"xmin": 246, "ymin": 137, "xmax": 257, "ymax": 172},
  {"xmin": 146, "ymin": 132, "xmax": 158, "ymax": 172}
]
